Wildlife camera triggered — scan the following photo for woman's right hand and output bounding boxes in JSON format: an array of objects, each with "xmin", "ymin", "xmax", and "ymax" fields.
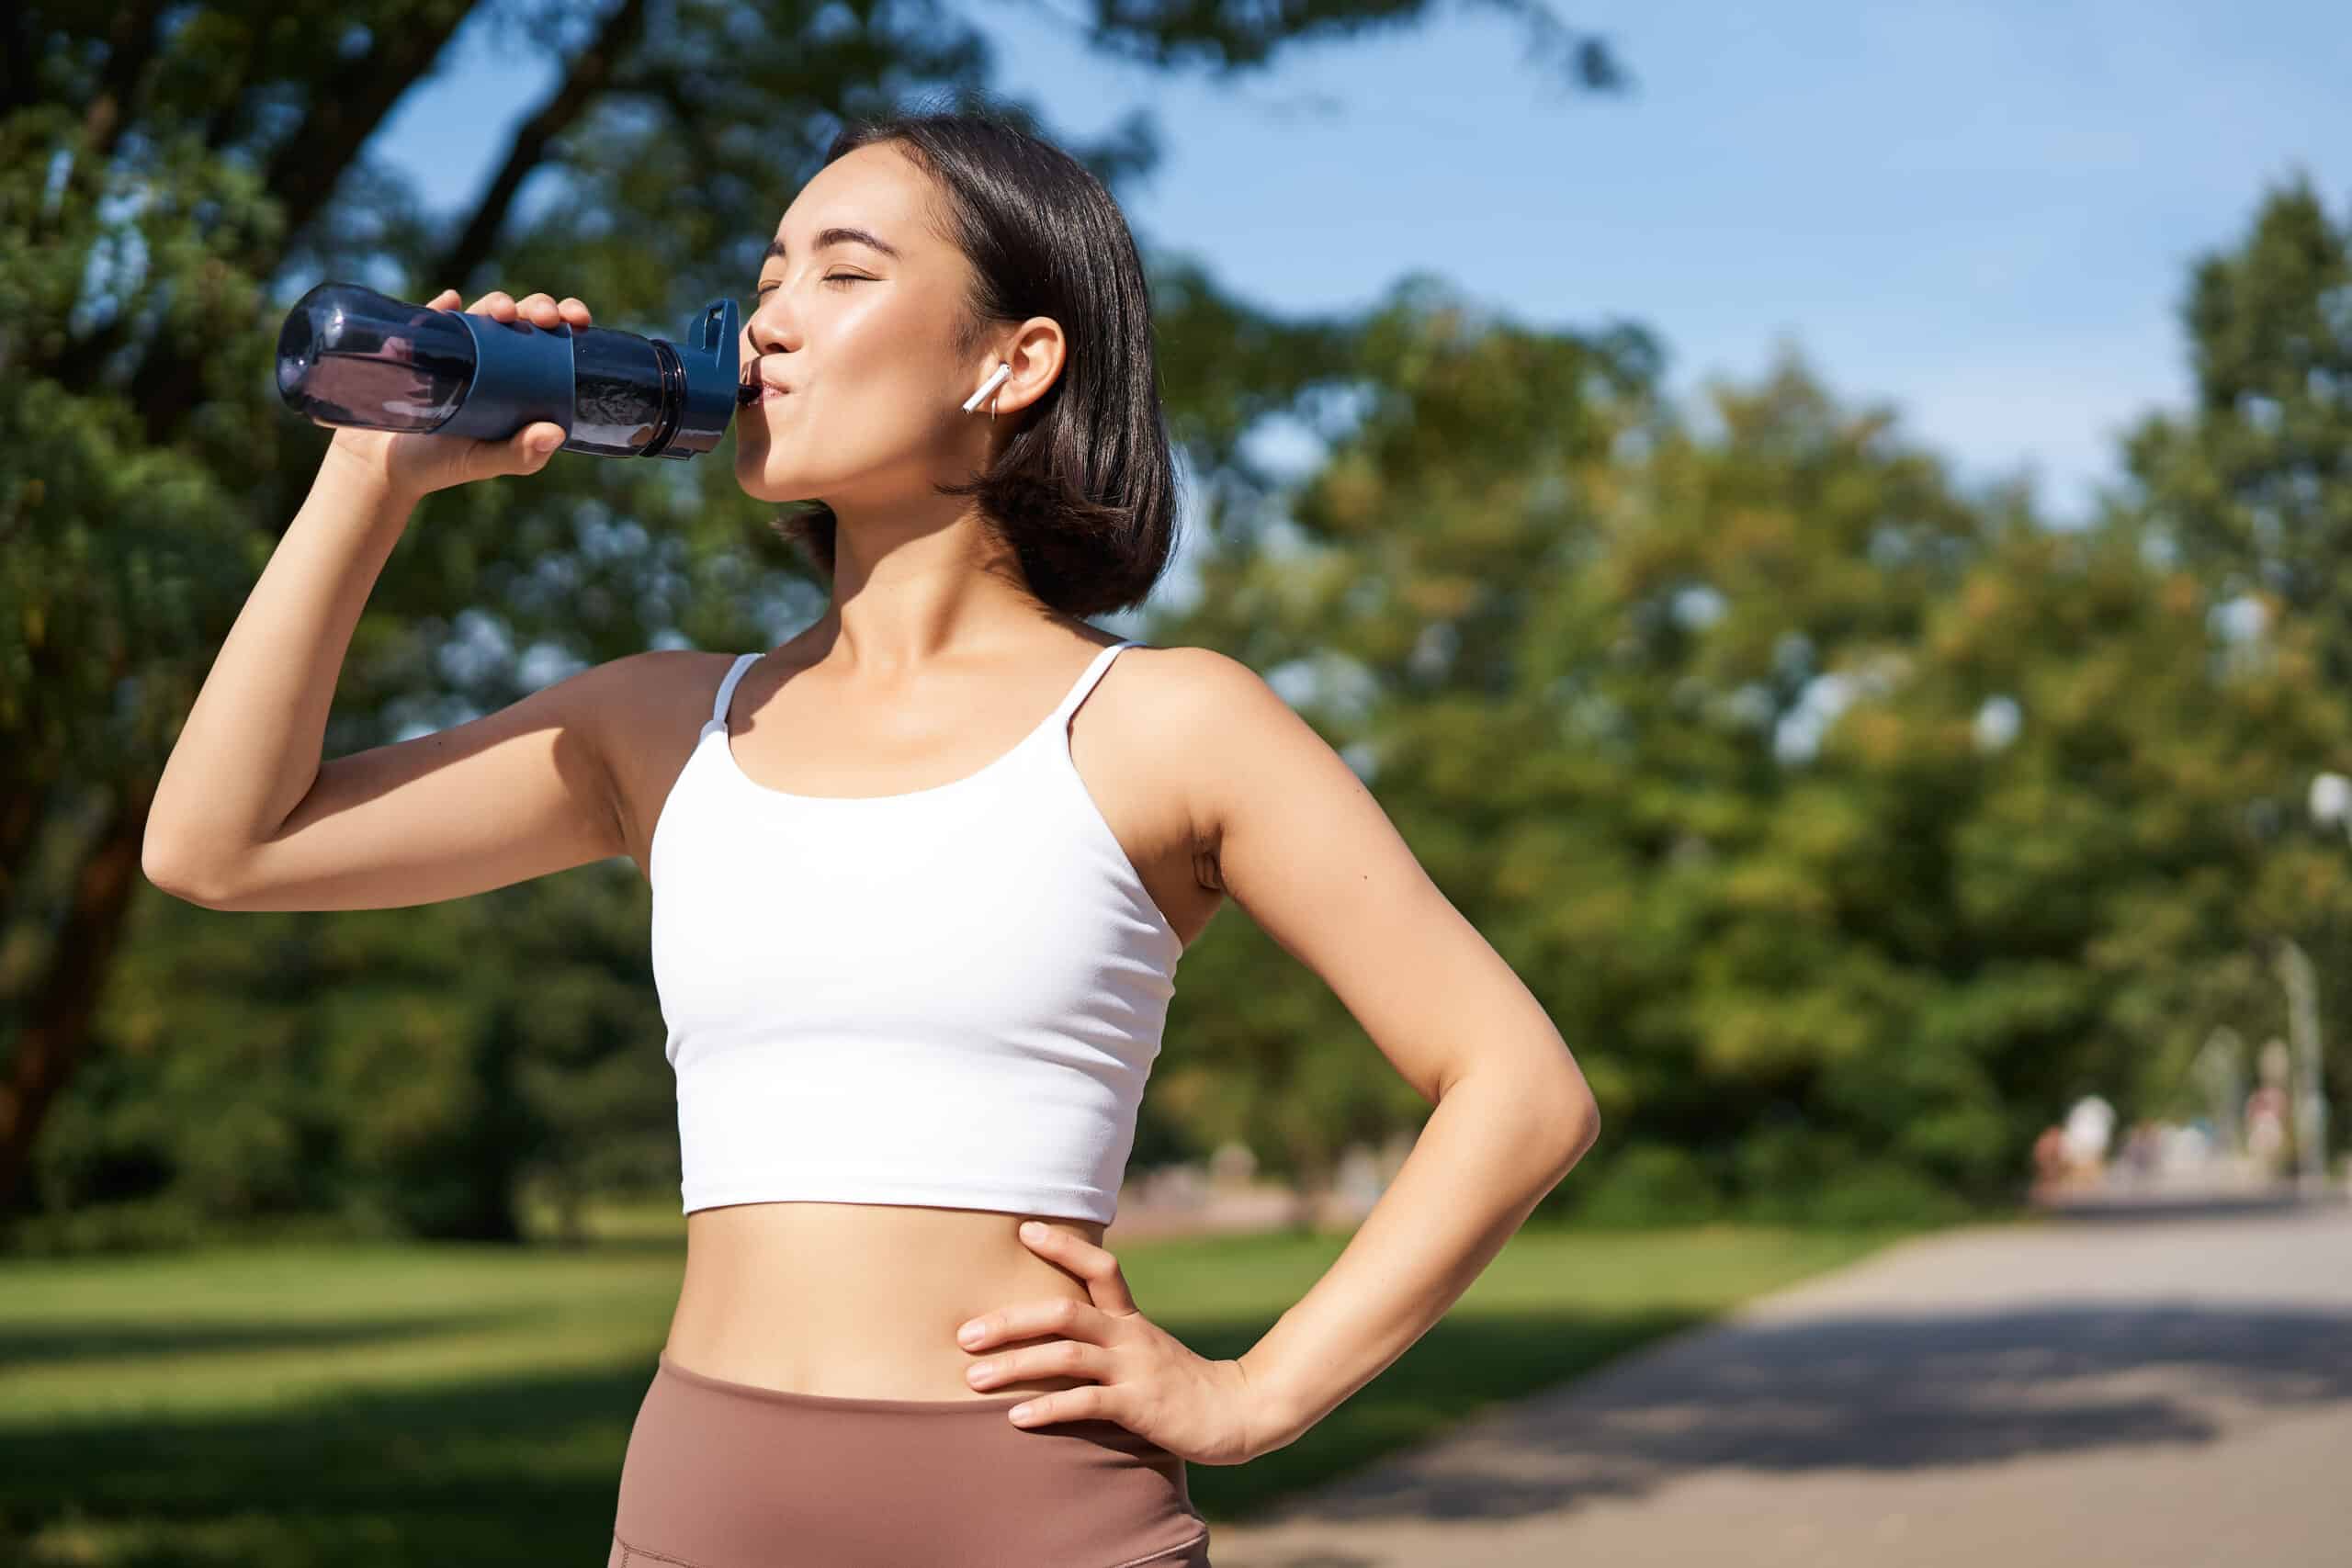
[{"xmin": 321, "ymin": 288, "xmax": 594, "ymax": 502}]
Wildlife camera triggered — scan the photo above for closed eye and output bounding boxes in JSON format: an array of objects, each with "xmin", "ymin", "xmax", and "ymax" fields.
[{"xmin": 752, "ymin": 274, "xmax": 866, "ymax": 303}]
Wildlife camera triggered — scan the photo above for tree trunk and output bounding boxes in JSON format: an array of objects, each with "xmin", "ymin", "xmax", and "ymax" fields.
[
  {"xmin": 0, "ymin": 782, "xmax": 154, "ymax": 1218},
  {"xmin": 434, "ymin": 0, "xmax": 649, "ymax": 289}
]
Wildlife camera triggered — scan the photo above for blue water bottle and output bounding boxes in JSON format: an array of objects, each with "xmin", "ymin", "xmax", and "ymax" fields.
[{"xmin": 275, "ymin": 282, "xmax": 740, "ymax": 460}]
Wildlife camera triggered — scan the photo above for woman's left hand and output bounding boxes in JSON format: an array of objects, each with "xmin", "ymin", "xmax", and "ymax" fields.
[{"xmin": 956, "ymin": 1220, "xmax": 1270, "ymax": 1465}]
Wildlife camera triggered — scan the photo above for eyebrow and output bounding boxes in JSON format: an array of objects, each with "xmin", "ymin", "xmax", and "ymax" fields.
[{"xmin": 763, "ymin": 226, "xmax": 901, "ymax": 264}]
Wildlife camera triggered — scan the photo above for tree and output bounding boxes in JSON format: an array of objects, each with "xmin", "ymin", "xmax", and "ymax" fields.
[
  {"xmin": 2123, "ymin": 172, "xmax": 2352, "ymax": 684},
  {"xmin": 2119, "ymin": 172, "xmax": 2352, "ymax": 1159}
]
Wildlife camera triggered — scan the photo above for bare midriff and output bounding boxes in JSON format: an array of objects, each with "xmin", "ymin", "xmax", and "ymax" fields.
[{"xmin": 662, "ymin": 1200, "xmax": 1113, "ymax": 1403}]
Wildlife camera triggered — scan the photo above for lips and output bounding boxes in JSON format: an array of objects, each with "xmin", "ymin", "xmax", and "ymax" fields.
[{"xmin": 739, "ymin": 365, "xmax": 792, "ymax": 406}]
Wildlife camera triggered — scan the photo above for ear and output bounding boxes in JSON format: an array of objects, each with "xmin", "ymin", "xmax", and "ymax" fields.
[{"xmin": 989, "ymin": 316, "xmax": 1067, "ymax": 416}]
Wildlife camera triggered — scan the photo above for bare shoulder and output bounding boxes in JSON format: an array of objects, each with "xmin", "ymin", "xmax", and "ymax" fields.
[
  {"xmin": 573, "ymin": 646, "xmax": 732, "ymax": 750},
  {"xmin": 1103, "ymin": 644, "xmax": 1301, "ymax": 868},
  {"xmin": 593, "ymin": 645, "xmax": 735, "ymax": 704},
  {"xmin": 1122, "ymin": 642, "xmax": 1295, "ymax": 772},
  {"xmin": 580, "ymin": 647, "xmax": 741, "ymax": 875}
]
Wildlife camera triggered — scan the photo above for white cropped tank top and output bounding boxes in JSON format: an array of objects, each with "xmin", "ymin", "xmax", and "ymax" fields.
[{"xmin": 648, "ymin": 640, "xmax": 1183, "ymax": 1224}]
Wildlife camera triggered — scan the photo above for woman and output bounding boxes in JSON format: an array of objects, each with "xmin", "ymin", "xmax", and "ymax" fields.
[{"xmin": 145, "ymin": 103, "xmax": 1599, "ymax": 1567}]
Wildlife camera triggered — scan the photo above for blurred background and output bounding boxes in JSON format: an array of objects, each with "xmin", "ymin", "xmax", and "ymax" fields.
[{"xmin": 5, "ymin": 3, "xmax": 2350, "ymax": 1564}]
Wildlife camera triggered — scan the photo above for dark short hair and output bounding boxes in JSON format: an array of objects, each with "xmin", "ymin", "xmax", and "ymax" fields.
[{"xmin": 766, "ymin": 96, "xmax": 1183, "ymax": 620}]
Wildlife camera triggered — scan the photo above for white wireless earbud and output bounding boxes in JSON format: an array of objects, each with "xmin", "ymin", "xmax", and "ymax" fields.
[{"xmin": 962, "ymin": 362, "xmax": 1013, "ymax": 414}]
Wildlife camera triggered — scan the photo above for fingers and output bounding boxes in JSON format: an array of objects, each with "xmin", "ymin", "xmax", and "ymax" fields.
[
  {"xmin": 958, "ymin": 1296, "xmax": 1108, "ymax": 1354},
  {"xmin": 1017, "ymin": 1220, "xmax": 1136, "ymax": 1308},
  {"xmin": 512, "ymin": 292, "xmax": 593, "ymax": 329},
  {"xmin": 443, "ymin": 288, "xmax": 591, "ymax": 329},
  {"xmin": 965, "ymin": 1338, "xmax": 1113, "ymax": 1391},
  {"xmin": 517, "ymin": 422, "xmax": 566, "ymax": 470}
]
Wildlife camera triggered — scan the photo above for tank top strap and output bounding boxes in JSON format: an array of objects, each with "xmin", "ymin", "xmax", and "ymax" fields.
[
  {"xmin": 706, "ymin": 643, "xmax": 1134, "ymax": 740},
  {"xmin": 709, "ymin": 651, "xmax": 761, "ymax": 727},
  {"xmin": 1046, "ymin": 640, "xmax": 1147, "ymax": 734}
]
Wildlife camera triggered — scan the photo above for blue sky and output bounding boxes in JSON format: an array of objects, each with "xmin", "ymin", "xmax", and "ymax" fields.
[{"xmin": 373, "ymin": 0, "xmax": 2350, "ymax": 534}]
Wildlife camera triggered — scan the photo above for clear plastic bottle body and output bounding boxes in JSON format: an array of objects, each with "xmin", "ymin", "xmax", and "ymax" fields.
[
  {"xmin": 275, "ymin": 282, "xmax": 719, "ymax": 458},
  {"xmin": 276, "ymin": 283, "xmax": 478, "ymax": 432}
]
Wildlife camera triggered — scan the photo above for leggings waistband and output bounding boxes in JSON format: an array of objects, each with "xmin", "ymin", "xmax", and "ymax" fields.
[{"xmin": 655, "ymin": 1349, "xmax": 1033, "ymax": 1414}]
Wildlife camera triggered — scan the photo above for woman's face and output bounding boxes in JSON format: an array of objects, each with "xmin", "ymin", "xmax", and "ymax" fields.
[{"xmin": 732, "ymin": 141, "xmax": 997, "ymax": 511}]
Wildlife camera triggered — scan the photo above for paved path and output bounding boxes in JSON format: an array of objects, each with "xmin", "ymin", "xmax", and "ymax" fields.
[{"xmin": 1207, "ymin": 1199, "xmax": 2352, "ymax": 1567}]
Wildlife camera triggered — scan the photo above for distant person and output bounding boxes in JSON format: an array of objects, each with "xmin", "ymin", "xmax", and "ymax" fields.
[
  {"xmin": 2245, "ymin": 1085, "xmax": 2290, "ymax": 1176},
  {"xmin": 2064, "ymin": 1094, "xmax": 2116, "ymax": 1187},
  {"xmin": 2033, "ymin": 1123, "xmax": 2072, "ymax": 1199}
]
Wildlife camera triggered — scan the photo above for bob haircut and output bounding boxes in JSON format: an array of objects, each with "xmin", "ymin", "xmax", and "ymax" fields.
[{"xmin": 767, "ymin": 97, "xmax": 1183, "ymax": 621}]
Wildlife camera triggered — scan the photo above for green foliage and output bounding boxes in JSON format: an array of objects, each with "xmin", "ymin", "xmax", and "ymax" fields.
[
  {"xmin": 2124, "ymin": 170, "xmax": 2352, "ymax": 681},
  {"xmin": 22, "ymin": 861, "xmax": 675, "ymax": 1247},
  {"xmin": 1567, "ymin": 1143, "xmax": 1725, "ymax": 1228},
  {"xmin": 1, "ymin": 103, "xmax": 283, "ymax": 784}
]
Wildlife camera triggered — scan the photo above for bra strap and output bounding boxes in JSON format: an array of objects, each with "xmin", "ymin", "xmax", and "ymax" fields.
[{"xmin": 710, "ymin": 652, "xmax": 760, "ymax": 727}]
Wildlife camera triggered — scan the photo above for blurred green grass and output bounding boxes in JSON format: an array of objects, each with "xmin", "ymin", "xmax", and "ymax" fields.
[{"xmin": 2, "ymin": 1207, "xmax": 1934, "ymax": 1566}]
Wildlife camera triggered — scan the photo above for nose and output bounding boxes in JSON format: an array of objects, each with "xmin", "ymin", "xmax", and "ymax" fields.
[{"xmin": 744, "ymin": 284, "xmax": 800, "ymax": 355}]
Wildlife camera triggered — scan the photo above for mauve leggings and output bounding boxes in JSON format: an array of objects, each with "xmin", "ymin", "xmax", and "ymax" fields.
[{"xmin": 608, "ymin": 1351, "xmax": 1213, "ymax": 1567}]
